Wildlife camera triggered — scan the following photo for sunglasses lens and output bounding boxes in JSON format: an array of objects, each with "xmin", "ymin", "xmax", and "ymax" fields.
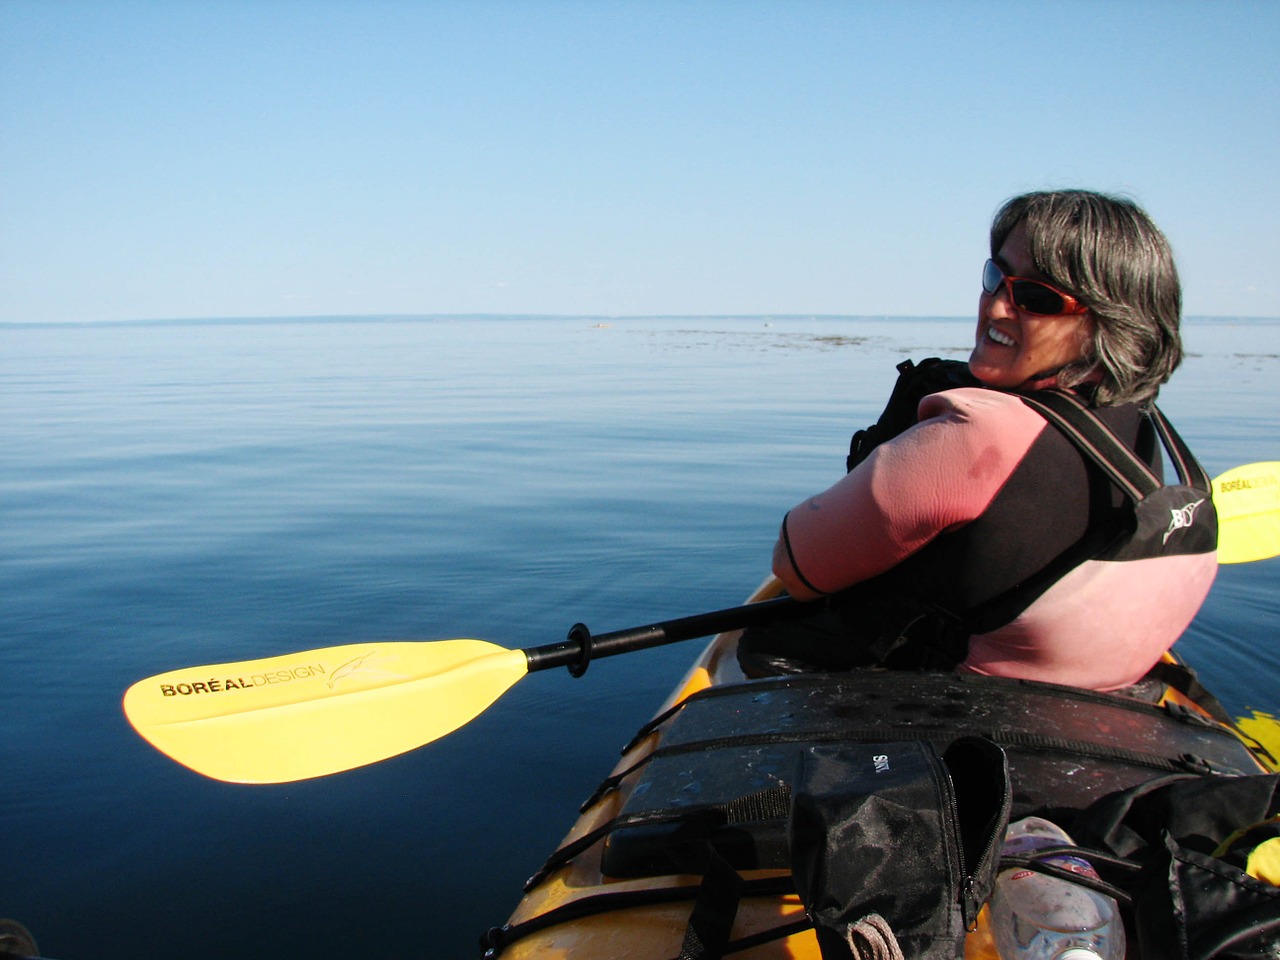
[
  {"xmin": 983, "ymin": 259, "xmax": 1077, "ymax": 314},
  {"xmin": 1010, "ymin": 280, "xmax": 1066, "ymax": 315},
  {"xmin": 982, "ymin": 259, "xmax": 1002, "ymax": 295}
]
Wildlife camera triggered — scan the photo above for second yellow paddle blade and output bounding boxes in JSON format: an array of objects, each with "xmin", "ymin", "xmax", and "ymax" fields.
[
  {"xmin": 1214, "ymin": 461, "xmax": 1280, "ymax": 564},
  {"xmin": 123, "ymin": 639, "xmax": 530, "ymax": 783}
]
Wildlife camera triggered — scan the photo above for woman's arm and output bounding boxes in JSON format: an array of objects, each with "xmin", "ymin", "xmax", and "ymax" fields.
[{"xmin": 772, "ymin": 388, "xmax": 1048, "ymax": 598}]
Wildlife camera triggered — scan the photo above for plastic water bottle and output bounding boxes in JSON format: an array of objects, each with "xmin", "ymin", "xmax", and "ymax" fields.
[{"xmin": 989, "ymin": 817, "xmax": 1125, "ymax": 960}]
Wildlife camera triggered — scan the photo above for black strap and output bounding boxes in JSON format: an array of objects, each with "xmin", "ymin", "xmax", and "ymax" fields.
[
  {"xmin": 525, "ymin": 785, "xmax": 792, "ymax": 891},
  {"xmin": 999, "ymin": 845, "xmax": 1140, "ymax": 905},
  {"xmin": 1019, "ymin": 390, "xmax": 1213, "ymax": 498},
  {"xmin": 479, "ymin": 875, "xmax": 799, "ymax": 958},
  {"xmin": 1146, "ymin": 660, "xmax": 1235, "ymax": 726},
  {"xmin": 705, "ymin": 918, "xmax": 815, "ymax": 958},
  {"xmin": 1147, "ymin": 405, "xmax": 1212, "ymax": 489},
  {"xmin": 678, "ymin": 850, "xmax": 746, "ymax": 960},
  {"xmin": 1018, "ymin": 390, "xmax": 1163, "ymax": 500}
]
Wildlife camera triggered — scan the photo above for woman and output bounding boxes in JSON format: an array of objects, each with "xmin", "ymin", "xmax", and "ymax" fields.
[{"xmin": 741, "ymin": 190, "xmax": 1216, "ymax": 691}]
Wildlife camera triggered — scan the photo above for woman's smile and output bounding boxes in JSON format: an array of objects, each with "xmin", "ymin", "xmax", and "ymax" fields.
[{"xmin": 984, "ymin": 325, "xmax": 1016, "ymax": 347}]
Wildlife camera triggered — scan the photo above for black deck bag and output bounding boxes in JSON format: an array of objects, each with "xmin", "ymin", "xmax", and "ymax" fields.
[
  {"xmin": 788, "ymin": 736, "xmax": 1012, "ymax": 960},
  {"xmin": 1073, "ymin": 773, "xmax": 1280, "ymax": 960}
]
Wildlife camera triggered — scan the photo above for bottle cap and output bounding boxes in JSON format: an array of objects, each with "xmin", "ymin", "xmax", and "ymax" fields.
[{"xmin": 1056, "ymin": 950, "xmax": 1104, "ymax": 960}]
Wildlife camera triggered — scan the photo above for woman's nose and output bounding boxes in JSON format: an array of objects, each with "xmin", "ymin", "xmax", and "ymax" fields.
[{"xmin": 982, "ymin": 284, "xmax": 1018, "ymax": 320}]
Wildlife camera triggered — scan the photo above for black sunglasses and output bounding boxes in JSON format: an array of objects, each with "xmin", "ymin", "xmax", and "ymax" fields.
[{"xmin": 982, "ymin": 259, "xmax": 1088, "ymax": 316}]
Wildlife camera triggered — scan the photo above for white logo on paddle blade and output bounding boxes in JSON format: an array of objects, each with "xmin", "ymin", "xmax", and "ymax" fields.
[
  {"xmin": 1164, "ymin": 499, "xmax": 1206, "ymax": 544},
  {"xmin": 327, "ymin": 651, "xmax": 406, "ymax": 689}
]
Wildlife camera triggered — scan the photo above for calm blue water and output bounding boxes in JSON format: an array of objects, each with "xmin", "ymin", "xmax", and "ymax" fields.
[{"xmin": 3, "ymin": 315, "xmax": 1278, "ymax": 959}]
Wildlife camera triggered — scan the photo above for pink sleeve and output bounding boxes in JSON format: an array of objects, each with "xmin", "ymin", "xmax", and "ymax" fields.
[{"xmin": 774, "ymin": 389, "xmax": 1048, "ymax": 598}]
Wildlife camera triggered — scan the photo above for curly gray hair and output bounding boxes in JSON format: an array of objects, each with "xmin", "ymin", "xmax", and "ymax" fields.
[{"xmin": 991, "ymin": 190, "xmax": 1183, "ymax": 405}]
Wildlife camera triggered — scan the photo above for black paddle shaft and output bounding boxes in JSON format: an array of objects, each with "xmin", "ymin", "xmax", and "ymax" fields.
[{"xmin": 522, "ymin": 595, "xmax": 803, "ymax": 677}]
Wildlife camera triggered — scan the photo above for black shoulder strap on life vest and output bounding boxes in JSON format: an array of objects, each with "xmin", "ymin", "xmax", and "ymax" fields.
[
  {"xmin": 1017, "ymin": 390, "xmax": 1212, "ymax": 497},
  {"xmin": 1147, "ymin": 405, "xmax": 1213, "ymax": 491},
  {"xmin": 965, "ymin": 390, "xmax": 1215, "ymax": 635}
]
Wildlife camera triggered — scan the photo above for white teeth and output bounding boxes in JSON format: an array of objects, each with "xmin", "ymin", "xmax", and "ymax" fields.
[{"xmin": 987, "ymin": 327, "xmax": 1016, "ymax": 347}]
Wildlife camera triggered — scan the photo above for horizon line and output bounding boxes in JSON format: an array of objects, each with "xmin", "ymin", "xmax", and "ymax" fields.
[{"xmin": 5, "ymin": 312, "xmax": 1277, "ymax": 330}]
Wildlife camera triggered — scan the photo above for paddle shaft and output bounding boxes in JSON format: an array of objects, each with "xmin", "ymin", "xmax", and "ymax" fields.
[{"xmin": 523, "ymin": 595, "xmax": 801, "ymax": 676}]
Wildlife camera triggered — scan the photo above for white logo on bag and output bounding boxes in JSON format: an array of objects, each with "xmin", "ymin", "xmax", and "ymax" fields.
[
  {"xmin": 1164, "ymin": 499, "xmax": 1206, "ymax": 544},
  {"xmin": 873, "ymin": 754, "xmax": 890, "ymax": 774}
]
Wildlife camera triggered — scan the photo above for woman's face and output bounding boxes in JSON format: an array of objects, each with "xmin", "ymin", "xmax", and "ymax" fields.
[{"xmin": 969, "ymin": 223, "xmax": 1095, "ymax": 390}]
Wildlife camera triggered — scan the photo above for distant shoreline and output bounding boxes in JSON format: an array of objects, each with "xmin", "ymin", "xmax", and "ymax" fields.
[{"xmin": 4, "ymin": 313, "xmax": 1277, "ymax": 330}]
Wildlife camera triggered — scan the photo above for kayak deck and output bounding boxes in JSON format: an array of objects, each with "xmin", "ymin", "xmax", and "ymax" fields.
[{"xmin": 485, "ymin": 580, "xmax": 1274, "ymax": 959}]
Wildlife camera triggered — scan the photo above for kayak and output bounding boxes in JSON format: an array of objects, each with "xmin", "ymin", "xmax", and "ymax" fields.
[{"xmin": 482, "ymin": 577, "xmax": 1278, "ymax": 959}]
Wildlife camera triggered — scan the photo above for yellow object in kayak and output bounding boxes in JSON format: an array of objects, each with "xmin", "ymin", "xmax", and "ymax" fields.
[{"xmin": 1248, "ymin": 836, "xmax": 1280, "ymax": 885}]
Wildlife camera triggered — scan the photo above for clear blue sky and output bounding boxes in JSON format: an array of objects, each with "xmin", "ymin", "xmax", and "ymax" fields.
[{"xmin": 2, "ymin": 0, "xmax": 1277, "ymax": 323}]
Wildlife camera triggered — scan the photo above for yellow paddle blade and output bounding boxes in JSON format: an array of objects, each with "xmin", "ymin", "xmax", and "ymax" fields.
[
  {"xmin": 1214, "ymin": 461, "xmax": 1280, "ymax": 564},
  {"xmin": 123, "ymin": 639, "xmax": 529, "ymax": 783},
  {"xmin": 1236, "ymin": 710, "xmax": 1280, "ymax": 774}
]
